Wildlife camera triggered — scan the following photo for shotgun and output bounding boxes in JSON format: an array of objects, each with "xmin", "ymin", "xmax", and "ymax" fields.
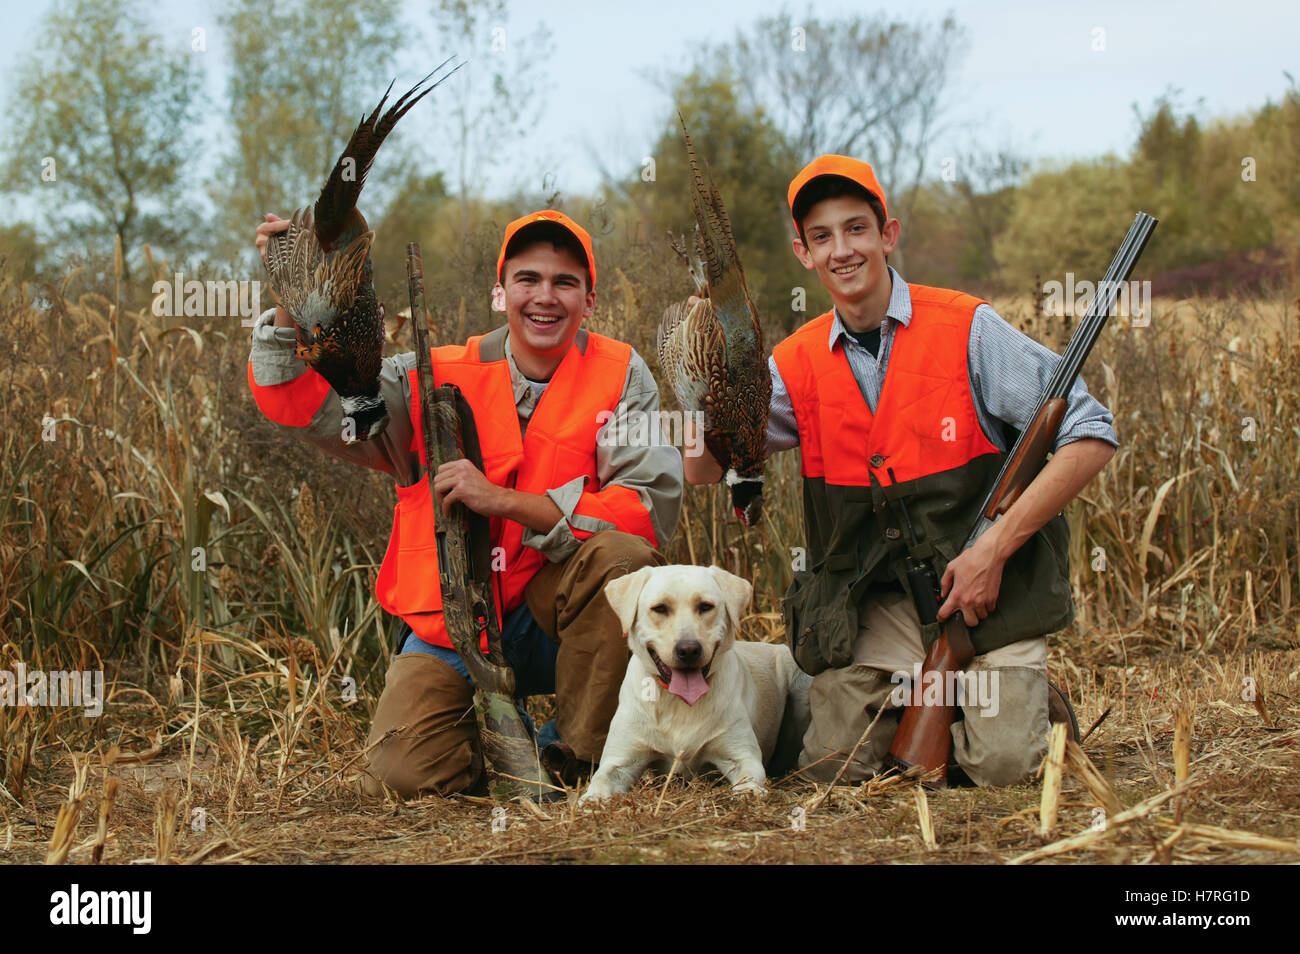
[
  {"xmin": 405, "ymin": 242, "xmax": 550, "ymax": 800},
  {"xmin": 884, "ymin": 212, "xmax": 1158, "ymax": 788}
]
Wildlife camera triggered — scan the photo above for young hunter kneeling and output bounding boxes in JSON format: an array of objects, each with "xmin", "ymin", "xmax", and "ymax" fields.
[
  {"xmin": 250, "ymin": 210, "xmax": 682, "ymax": 796},
  {"xmin": 686, "ymin": 156, "xmax": 1117, "ymax": 786}
]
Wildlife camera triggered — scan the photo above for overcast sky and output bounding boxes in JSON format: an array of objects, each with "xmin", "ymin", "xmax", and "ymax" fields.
[{"xmin": 0, "ymin": 0, "xmax": 1295, "ymax": 205}]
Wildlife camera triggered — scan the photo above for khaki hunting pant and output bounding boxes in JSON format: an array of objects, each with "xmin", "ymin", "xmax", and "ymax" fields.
[
  {"xmin": 797, "ymin": 589, "xmax": 1050, "ymax": 787},
  {"xmin": 359, "ymin": 531, "xmax": 665, "ymax": 799}
]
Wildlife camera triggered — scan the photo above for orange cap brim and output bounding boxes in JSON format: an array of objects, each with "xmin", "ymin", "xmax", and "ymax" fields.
[
  {"xmin": 787, "ymin": 155, "xmax": 888, "ymax": 229},
  {"xmin": 496, "ymin": 209, "xmax": 596, "ymax": 289}
]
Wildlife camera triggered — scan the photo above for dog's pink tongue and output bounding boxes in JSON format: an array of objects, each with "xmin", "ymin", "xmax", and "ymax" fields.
[{"xmin": 668, "ymin": 668, "xmax": 709, "ymax": 706}]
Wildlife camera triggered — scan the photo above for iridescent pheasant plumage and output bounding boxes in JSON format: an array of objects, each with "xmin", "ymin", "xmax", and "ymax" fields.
[
  {"xmin": 262, "ymin": 61, "xmax": 460, "ymax": 443},
  {"xmin": 657, "ymin": 118, "xmax": 771, "ymax": 526}
]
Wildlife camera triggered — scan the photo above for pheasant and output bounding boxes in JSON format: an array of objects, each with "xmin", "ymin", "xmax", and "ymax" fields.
[
  {"xmin": 262, "ymin": 61, "xmax": 459, "ymax": 443},
  {"xmin": 657, "ymin": 119, "xmax": 771, "ymax": 526}
]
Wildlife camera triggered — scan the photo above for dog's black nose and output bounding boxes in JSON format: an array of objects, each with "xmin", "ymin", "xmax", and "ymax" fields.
[{"xmin": 674, "ymin": 640, "xmax": 703, "ymax": 666}]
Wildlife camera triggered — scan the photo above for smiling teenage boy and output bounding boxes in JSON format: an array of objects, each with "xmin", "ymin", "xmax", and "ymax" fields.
[
  {"xmin": 250, "ymin": 210, "xmax": 680, "ymax": 796},
  {"xmin": 686, "ymin": 156, "xmax": 1117, "ymax": 786}
]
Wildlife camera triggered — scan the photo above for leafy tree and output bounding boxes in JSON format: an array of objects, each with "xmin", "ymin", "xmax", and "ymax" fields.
[
  {"xmin": 722, "ymin": 8, "xmax": 969, "ymax": 270},
  {"xmin": 212, "ymin": 0, "xmax": 410, "ymax": 265},
  {"xmin": 430, "ymin": 0, "xmax": 555, "ymax": 235},
  {"xmin": 369, "ymin": 171, "xmax": 449, "ymax": 308},
  {"xmin": 0, "ymin": 224, "xmax": 46, "ymax": 285},
  {"xmin": 1127, "ymin": 93, "xmax": 1271, "ymax": 272},
  {"xmin": 905, "ymin": 145, "xmax": 1028, "ymax": 290},
  {"xmin": 1249, "ymin": 77, "xmax": 1300, "ymax": 249},
  {"xmin": 993, "ymin": 158, "xmax": 1136, "ymax": 291},
  {"xmin": 1133, "ymin": 93, "xmax": 1203, "ymax": 188},
  {"xmin": 638, "ymin": 69, "xmax": 810, "ymax": 336},
  {"xmin": 2, "ymin": 0, "xmax": 204, "ymax": 284},
  {"xmin": 936, "ymin": 146, "xmax": 1028, "ymax": 287}
]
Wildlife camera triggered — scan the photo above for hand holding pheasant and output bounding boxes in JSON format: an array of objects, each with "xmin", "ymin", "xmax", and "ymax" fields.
[
  {"xmin": 260, "ymin": 62, "xmax": 460, "ymax": 443},
  {"xmin": 657, "ymin": 119, "xmax": 771, "ymax": 526}
]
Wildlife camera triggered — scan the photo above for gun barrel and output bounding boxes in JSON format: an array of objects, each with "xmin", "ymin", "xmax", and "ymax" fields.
[
  {"xmin": 1050, "ymin": 212, "xmax": 1157, "ymax": 398},
  {"xmin": 968, "ymin": 212, "xmax": 1157, "ymax": 543}
]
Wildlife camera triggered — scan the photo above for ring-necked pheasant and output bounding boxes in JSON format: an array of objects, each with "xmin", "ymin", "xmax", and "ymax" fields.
[
  {"xmin": 657, "ymin": 117, "xmax": 771, "ymax": 526},
  {"xmin": 262, "ymin": 61, "xmax": 460, "ymax": 443}
]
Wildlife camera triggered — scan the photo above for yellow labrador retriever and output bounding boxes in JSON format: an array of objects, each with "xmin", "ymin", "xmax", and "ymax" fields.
[{"xmin": 580, "ymin": 565, "xmax": 811, "ymax": 804}]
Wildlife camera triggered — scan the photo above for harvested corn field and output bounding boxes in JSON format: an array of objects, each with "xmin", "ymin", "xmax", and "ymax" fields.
[{"xmin": 2, "ymin": 270, "xmax": 1297, "ymax": 865}]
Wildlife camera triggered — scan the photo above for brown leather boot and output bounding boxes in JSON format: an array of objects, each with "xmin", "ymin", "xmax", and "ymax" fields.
[
  {"xmin": 1047, "ymin": 679, "xmax": 1081, "ymax": 743},
  {"xmin": 541, "ymin": 741, "xmax": 595, "ymax": 789}
]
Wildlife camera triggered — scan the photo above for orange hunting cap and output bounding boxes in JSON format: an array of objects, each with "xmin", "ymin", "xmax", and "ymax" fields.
[
  {"xmin": 497, "ymin": 209, "xmax": 597, "ymax": 289},
  {"xmin": 787, "ymin": 155, "xmax": 889, "ymax": 227}
]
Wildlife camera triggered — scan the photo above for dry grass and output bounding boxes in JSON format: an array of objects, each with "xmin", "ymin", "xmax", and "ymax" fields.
[
  {"xmin": 1, "ymin": 254, "xmax": 1298, "ymax": 864},
  {"xmin": 1, "ymin": 650, "xmax": 1294, "ymax": 865}
]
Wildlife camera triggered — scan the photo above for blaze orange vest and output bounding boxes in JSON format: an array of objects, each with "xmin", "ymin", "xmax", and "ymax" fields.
[
  {"xmin": 375, "ymin": 327, "xmax": 655, "ymax": 651},
  {"xmin": 772, "ymin": 284, "xmax": 1074, "ymax": 670},
  {"xmin": 777, "ymin": 285, "xmax": 1001, "ymax": 486}
]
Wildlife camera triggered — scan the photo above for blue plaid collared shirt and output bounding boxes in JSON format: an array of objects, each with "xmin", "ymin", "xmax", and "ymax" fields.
[{"xmin": 766, "ymin": 266, "xmax": 1118, "ymax": 455}]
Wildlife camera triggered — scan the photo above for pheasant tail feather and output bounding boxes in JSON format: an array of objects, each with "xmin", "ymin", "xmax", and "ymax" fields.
[{"xmin": 313, "ymin": 58, "xmax": 463, "ymax": 249}]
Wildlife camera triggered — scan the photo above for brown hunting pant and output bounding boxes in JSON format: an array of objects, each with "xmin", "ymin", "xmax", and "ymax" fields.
[
  {"xmin": 360, "ymin": 531, "xmax": 665, "ymax": 799},
  {"xmin": 796, "ymin": 589, "xmax": 1051, "ymax": 787}
]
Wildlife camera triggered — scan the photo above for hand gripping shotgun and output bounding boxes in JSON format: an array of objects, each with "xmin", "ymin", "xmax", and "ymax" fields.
[
  {"xmin": 884, "ymin": 212, "xmax": 1158, "ymax": 788},
  {"xmin": 405, "ymin": 243, "xmax": 550, "ymax": 800}
]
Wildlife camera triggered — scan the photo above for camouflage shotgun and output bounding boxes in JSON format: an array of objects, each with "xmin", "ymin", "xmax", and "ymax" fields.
[
  {"xmin": 405, "ymin": 242, "xmax": 550, "ymax": 800},
  {"xmin": 885, "ymin": 212, "xmax": 1158, "ymax": 788}
]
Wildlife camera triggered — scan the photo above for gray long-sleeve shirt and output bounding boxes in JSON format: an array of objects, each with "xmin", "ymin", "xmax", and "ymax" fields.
[
  {"xmin": 766, "ymin": 266, "xmax": 1119, "ymax": 456},
  {"xmin": 248, "ymin": 308, "xmax": 682, "ymax": 561}
]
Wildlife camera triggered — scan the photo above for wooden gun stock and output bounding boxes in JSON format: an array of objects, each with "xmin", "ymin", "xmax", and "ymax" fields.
[
  {"xmin": 884, "ymin": 616, "xmax": 975, "ymax": 785},
  {"xmin": 883, "ymin": 398, "xmax": 1067, "ymax": 789},
  {"xmin": 982, "ymin": 398, "xmax": 1066, "ymax": 519},
  {"xmin": 882, "ymin": 400, "xmax": 1065, "ymax": 788}
]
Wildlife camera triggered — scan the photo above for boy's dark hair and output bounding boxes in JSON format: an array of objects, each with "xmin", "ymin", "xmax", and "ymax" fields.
[
  {"xmin": 792, "ymin": 175, "xmax": 887, "ymax": 243},
  {"xmin": 502, "ymin": 221, "xmax": 591, "ymax": 290}
]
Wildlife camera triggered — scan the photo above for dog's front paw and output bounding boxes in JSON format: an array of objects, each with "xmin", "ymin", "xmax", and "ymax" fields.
[{"xmin": 578, "ymin": 783, "xmax": 620, "ymax": 808}]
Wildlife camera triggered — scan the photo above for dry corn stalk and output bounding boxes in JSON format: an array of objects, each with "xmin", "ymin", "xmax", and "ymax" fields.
[
  {"xmin": 1152, "ymin": 825, "xmax": 1185, "ymax": 864},
  {"xmin": 155, "ymin": 787, "xmax": 179, "ymax": 865},
  {"xmin": 91, "ymin": 777, "xmax": 119, "ymax": 864},
  {"xmin": 1064, "ymin": 739, "xmax": 1121, "ymax": 816},
  {"xmin": 1039, "ymin": 722, "xmax": 1069, "ymax": 837},
  {"xmin": 1252, "ymin": 690, "xmax": 1272, "ymax": 728},
  {"xmin": 914, "ymin": 783, "xmax": 937, "ymax": 850},
  {"xmin": 1174, "ymin": 702, "xmax": 1193, "ymax": 783},
  {"xmin": 1173, "ymin": 698, "xmax": 1194, "ymax": 823},
  {"xmin": 1012, "ymin": 781, "xmax": 1194, "ymax": 865},
  {"xmin": 1154, "ymin": 820, "xmax": 1300, "ymax": 854},
  {"xmin": 654, "ymin": 752, "xmax": 684, "ymax": 818},
  {"xmin": 45, "ymin": 758, "xmax": 90, "ymax": 865},
  {"xmin": 6, "ymin": 723, "xmax": 34, "ymax": 801}
]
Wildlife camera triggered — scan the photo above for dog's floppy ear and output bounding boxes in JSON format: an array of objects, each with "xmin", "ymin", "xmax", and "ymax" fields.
[
  {"xmin": 707, "ymin": 566, "xmax": 753, "ymax": 629},
  {"xmin": 603, "ymin": 566, "xmax": 655, "ymax": 635}
]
